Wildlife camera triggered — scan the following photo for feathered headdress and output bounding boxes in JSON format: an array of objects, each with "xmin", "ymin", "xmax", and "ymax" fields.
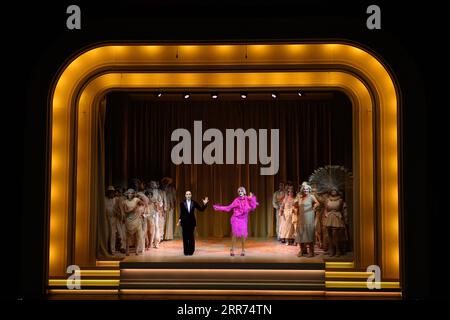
[{"xmin": 308, "ymin": 165, "xmax": 353, "ymax": 194}]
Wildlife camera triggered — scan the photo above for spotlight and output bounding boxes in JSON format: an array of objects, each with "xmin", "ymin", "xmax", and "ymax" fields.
[
  {"xmin": 297, "ymin": 91, "xmax": 303, "ymax": 97},
  {"xmin": 271, "ymin": 93, "xmax": 278, "ymax": 99},
  {"xmin": 156, "ymin": 92, "xmax": 163, "ymax": 98},
  {"xmin": 211, "ymin": 93, "xmax": 218, "ymax": 99},
  {"xmin": 183, "ymin": 93, "xmax": 190, "ymax": 99},
  {"xmin": 240, "ymin": 93, "xmax": 247, "ymax": 99}
]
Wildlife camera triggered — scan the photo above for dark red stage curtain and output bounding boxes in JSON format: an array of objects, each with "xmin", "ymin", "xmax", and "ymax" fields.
[{"xmin": 103, "ymin": 92, "xmax": 352, "ymax": 238}]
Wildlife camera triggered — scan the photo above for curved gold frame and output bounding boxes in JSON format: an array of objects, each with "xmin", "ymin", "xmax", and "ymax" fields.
[{"xmin": 48, "ymin": 43, "xmax": 400, "ymax": 284}]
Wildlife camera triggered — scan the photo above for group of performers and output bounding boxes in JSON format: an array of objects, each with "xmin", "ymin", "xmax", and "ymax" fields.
[
  {"xmin": 104, "ymin": 168, "xmax": 349, "ymax": 258},
  {"xmin": 104, "ymin": 177, "xmax": 177, "ymax": 256},
  {"xmin": 105, "ymin": 180, "xmax": 259, "ymax": 257},
  {"xmin": 273, "ymin": 180, "xmax": 349, "ymax": 257}
]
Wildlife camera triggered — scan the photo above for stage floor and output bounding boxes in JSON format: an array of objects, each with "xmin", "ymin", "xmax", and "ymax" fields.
[{"xmin": 119, "ymin": 238, "xmax": 353, "ymax": 263}]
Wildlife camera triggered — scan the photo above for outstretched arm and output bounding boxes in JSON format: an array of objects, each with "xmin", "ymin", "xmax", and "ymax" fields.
[{"xmin": 213, "ymin": 198, "xmax": 238, "ymax": 212}]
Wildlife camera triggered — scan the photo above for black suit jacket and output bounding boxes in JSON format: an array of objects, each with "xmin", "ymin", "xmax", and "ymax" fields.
[{"xmin": 179, "ymin": 200, "xmax": 207, "ymax": 229}]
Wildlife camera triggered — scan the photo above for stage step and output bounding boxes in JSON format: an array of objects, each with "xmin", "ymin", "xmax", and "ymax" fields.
[
  {"xmin": 120, "ymin": 261, "xmax": 325, "ymax": 291},
  {"xmin": 47, "ymin": 260, "xmax": 401, "ymax": 298}
]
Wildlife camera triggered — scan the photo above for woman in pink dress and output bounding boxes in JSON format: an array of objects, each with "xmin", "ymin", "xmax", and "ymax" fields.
[{"xmin": 213, "ymin": 187, "xmax": 259, "ymax": 256}]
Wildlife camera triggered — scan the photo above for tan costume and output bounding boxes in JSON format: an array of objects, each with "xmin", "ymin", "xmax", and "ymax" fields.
[
  {"xmin": 148, "ymin": 187, "xmax": 163, "ymax": 248},
  {"xmin": 136, "ymin": 192, "xmax": 149, "ymax": 251},
  {"xmin": 149, "ymin": 182, "xmax": 165, "ymax": 242},
  {"xmin": 325, "ymin": 196, "xmax": 347, "ymax": 228},
  {"xmin": 279, "ymin": 195, "xmax": 296, "ymax": 243},
  {"xmin": 163, "ymin": 183, "xmax": 176, "ymax": 240},
  {"xmin": 324, "ymin": 195, "xmax": 348, "ymax": 256},
  {"xmin": 295, "ymin": 194, "xmax": 318, "ymax": 244},
  {"xmin": 123, "ymin": 196, "xmax": 144, "ymax": 255},
  {"xmin": 105, "ymin": 196, "xmax": 125, "ymax": 254},
  {"xmin": 314, "ymin": 193, "xmax": 327, "ymax": 250},
  {"xmin": 272, "ymin": 190, "xmax": 285, "ymax": 240}
]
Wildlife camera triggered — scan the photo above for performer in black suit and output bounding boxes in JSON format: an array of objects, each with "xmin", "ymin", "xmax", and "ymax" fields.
[{"xmin": 177, "ymin": 190, "xmax": 209, "ymax": 255}]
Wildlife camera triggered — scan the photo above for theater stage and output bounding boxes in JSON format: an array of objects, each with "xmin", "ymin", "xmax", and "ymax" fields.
[
  {"xmin": 116, "ymin": 238, "xmax": 353, "ymax": 293},
  {"xmin": 120, "ymin": 238, "xmax": 352, "ymax": 263},
  {"xmin": 49, "ymin": 238, "xmax": 401, "ymax": 299}
]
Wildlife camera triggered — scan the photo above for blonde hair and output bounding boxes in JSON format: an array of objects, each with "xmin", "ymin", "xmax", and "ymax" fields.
[
  {"xmin": 300, "ymin": 182, "xmax": 312, "ymax": 193},
  {"xmin": 237, "ymin": 186, "xmax": 247, "ymax": 195}
]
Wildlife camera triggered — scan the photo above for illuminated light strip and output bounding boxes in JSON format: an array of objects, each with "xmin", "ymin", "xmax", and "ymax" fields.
[
  {"xmin": 325, "ymin": 291, "xmax": 402, "ymax": 298},
  {"xmin": 121, "ymin": 268, "xmax": 324, "ymax": 274},
  {"xmin": 73, "ymin": 270, "xmax": 120, "ymax": 277},
  {"xmin": 49, "ymin": 43, "xmax": 399, "ymax": 282},
  {"xmin": 47, "ymin": 289, "xmax": 401, "ymax": 298},
  {"xmin": 96, "ymin": 261, "xmax": 120, "ymax": 267},
  {"xmin": 120, "ymin": 289, "xmax": 326, "ymax": 296},
  {"xmin": 325, "ymin": 271, "xmax": 373, "ymax": 279},
  {"xmin": 48, "ymin": 279, "xmax": 120, "ymax": 287},
  {"xmin": 325, "ymin": 281, "xmax": 400, "ymax": 289},
  {"xmin": 120, "ymin": 281, "xmax": 325, "ymax": 287},
  {"xmin": 48, "ymin": 289, "xmax": 119, "ymax": 295},
  {"xmin": 325, "ymin": 262, "xmax": 354, "ymax": 269}
]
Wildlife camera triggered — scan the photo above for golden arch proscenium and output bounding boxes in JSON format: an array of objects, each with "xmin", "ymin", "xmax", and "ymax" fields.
[{"xmin": 49, "ymin": 43, "xmax": 400, "ymax": 281}]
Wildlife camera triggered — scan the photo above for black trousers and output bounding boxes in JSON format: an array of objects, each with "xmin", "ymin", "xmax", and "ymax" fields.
[{"xmin": 182, "ymin": 227, "xmax": 195, "ymax": 255}]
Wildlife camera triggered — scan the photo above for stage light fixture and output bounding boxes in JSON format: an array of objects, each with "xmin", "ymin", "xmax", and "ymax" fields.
[
  {"xmin": 240, "ymin": 93, "xmax": 247, "ymax": 99},
  {"xmin": 271, "ymin": 93, "xmax": 278, "ymax": 99},
  {"xmin": 183, "ymin": 93, "xmax": 190, "ymax": 99},
  {"xmin": 298, "ymin": 91, "xmax": 303, "ymax": 96},
  {"xmin": 156, "ymin": 92, "xmax": 162, "ymax": 98},
  {"xmin": 211, "ymin": 93, "xmax": 218, "ymax": 99}
]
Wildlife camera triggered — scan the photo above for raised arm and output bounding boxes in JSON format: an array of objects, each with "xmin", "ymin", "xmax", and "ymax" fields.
[
  {"xmin": 137, "ymin": 192, "xmax": 149, "ymax": 205},
  {"xmin": 247, "ymin": 195, "xmax": 259, "ymax": 211},
  {"xmin": 194, "ymin": 200, "xmax": 208, "ymax": 212},
  {"xmin": 213, "ymin": 198, "xmax": 238, "ymax": 212}
]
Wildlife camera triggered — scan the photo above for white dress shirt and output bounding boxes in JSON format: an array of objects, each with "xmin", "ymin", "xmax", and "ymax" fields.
[{"xmin": 186, "ymin": 199, "xmax": 191, "ymax": 213}]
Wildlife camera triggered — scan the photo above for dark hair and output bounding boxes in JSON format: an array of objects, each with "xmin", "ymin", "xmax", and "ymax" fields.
[{"xmin": 329, "ymin": 188, "xmax": 343, "ymax": 197}]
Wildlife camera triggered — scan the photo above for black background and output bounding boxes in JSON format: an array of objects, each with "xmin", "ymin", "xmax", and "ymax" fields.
[{"xmin": 9, "ymin": 0, "xmax": 445, "ymax": 308}]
